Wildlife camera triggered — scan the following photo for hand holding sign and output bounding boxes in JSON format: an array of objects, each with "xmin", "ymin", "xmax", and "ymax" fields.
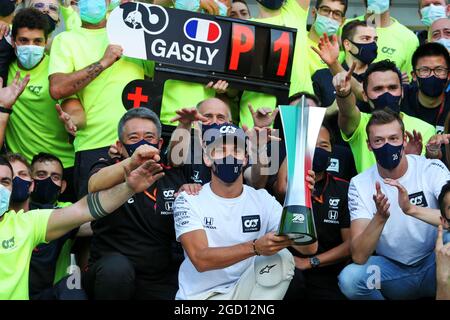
[
  {"xmin": 100, "ymin": 44, "xmax": 123, "ymax": 69},
  {"xmin": 200, "ymin": 0, "xmax": 220, "ymax": 15},
  {"xmin": 206, "ymin": 80, "xmax": 229, "ymax": 94}
]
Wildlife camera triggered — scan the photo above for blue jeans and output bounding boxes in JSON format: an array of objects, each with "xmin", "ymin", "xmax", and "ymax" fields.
[{"xmin": 338, "ymin": 253, "xmax": 436, "ymax": 300}]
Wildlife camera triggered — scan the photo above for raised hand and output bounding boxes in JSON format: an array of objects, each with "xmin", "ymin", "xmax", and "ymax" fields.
[
  {"xmin": 56, "ymin": 104, "xmax": 77, "ymax": 136},
  {"xmin": 373, "ymin": 181, "xmax": 390, "ymax": 220},
  {"xmin": 200, "ymin": 0, "xmax": 219, "ymax": 15},
  {"xmin": 170, "ymin": 107, "xmax": 209, "ymax": 126},
  {"xmin": 332, "ymin": 62, "xmax": 356, "ymax": 97},
  {"xmin": 249, "ymin": 104, "xmax": 279, "ymax": 129},
  {"xmin": 0, "ymin": 72, "xmax": 30, "ymax": 109},
  {"xmin": 426, "ymin": 133, "xmax": 450, "ymax": 159},
  {"xmin": 311, "ymin": 33, "xmax": 340, "ymax": 67},
  {"xmin": 125, "ymin": 160, "xmax": 164, "ymax": 193},
  {"xmin": 130, "ymin": 144, "xmax": 160, "ymax": 168},
  {"xmin": 0, "ymin": 21, "xmax": 10, "ymax": 40},
  {"xmin": 206, "ymin": 80, "xmax": 229, "ymax": 95},
  {"xmin": 405, "ymin": 130, "xmax": 422, "ymax": 156}
]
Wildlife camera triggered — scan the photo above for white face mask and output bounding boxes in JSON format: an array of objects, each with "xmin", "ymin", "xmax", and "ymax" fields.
[
  {"xmin": 0, "ymin": 184, "xmax": 11, "ymax": 217},
  {"xmin": 421, "ymin": 4, "xmax": 447, "ymax": 27},
  {"xmin": 367, "ymin": 0, "xmax": 390, "ymax": 14}
]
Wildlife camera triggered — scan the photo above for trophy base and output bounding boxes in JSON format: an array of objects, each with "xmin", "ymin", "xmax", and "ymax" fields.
[{"xmin": 278, "ymin": 205, "xmax": 317, "ymax": 245}]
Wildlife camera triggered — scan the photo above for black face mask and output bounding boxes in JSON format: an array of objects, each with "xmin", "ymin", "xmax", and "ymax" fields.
[
  {"xmin": 0, "ymin": 0, "xmax": 16, "ymax": 17},
  {"xmin": 11, "ymin": 176, "xmax": 32, "ymax": 203},
  {"xmin": 313, "ymin": 147, "xmax": 331, "ymax": 173},
  {"xmin": 349, "ymin": 40, "xmax": 378, "ymax": 65},
  {"xmin": 417, "ymin": 75, "xmax": 448, "ymax": 98},
  {"xmin": 123, "ymin": 139, "xmax": 159, "ymax": 157},
  {"xmin": 45, "ymin": 14, "xmax": 57, "ymax": 34},
  {"xmin": 30, "ymin": 177, "xmax": 61, "ymax": 205},
  {"xmin": 370, "ymin": 92, "xmax": 402, "ymax": 113},
  {"xmin": 255, "ymin": 0, "xmax": 285, "ymax": 10}
]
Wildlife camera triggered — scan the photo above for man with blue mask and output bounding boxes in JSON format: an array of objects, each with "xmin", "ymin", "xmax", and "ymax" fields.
[
  {"xmin": 308, "ymin": 0, "xmax": 347, "ymax": 76},
  {"xmin": 401, "ymin": 42, "xmax": 450, "ymax": 165},
  {"xmin": 85, "ymin": 108, "xmax": 187, "ymax": 300},
  {"xmin": 49, "ymin": 0, "xmax": 153, "ymax": 200},
  {"xmin": 173, "ymin": 122, "xmax": 319, "ymax": 300},
  {"xmin": 429, "ymin": 18, "xmax": 450, "ymax": 52},
  {"xmin": 26, "ymin": 152, "xmax": 90, "ymax": 300},
  {"xmin": 3, "ymin": 8, "xmax": 76, "ymax": 202},
  {"xmin": 333, "ymin": 59, "xmax": 436, "ymax": 173},
  {"xmin": 338, "ymin": 108, "xmax": 450, "ymax": 300},
  {"xmin": 417, "ymin": 1, "xmax": 449, "ymax": 45}
]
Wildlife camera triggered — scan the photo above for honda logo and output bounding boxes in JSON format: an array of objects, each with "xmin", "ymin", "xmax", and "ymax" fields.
[
  {"xmin": 328, "ymin": 210, "xmax": 338, "ymax": 220},
  {"xmin": 204, "ymin": 217, "xmax": 214, "ymax": 226}
]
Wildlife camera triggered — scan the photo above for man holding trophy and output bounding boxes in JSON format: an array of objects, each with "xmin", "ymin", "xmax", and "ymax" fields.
[{"xmin": 173, "ymin": 122, "xmax": 319, "ymax": 300}]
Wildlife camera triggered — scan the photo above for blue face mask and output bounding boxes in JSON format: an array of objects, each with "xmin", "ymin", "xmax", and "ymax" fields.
[
  {"xmin": 421, "ymin": 4, "xmax": 447, "ymax": 27},
  {"xmin": 349, "ymin": 40, "xmax": 378, "ymax": 65},
  {"xmin": 436, "ymin": 38, "xmax": 450, "ymax": 51},
  {"xmin": 123, "ymin": 139, "xmax": 159, "ymax": 157},
  {"xmin": 30, "ymin": 177, "xmax": 61, "ymax": 205},
  {"xmin": 312, "ymin": 147, "xmax": 331, "ymax": 173},
  {"xmin": 372, "ymin": 142, "xmax": 403, "ymax": 170},
  {"xmin": 367, "ymin": 0, "xmax": 390, "ymax": 14},
  {"xmin": 417, "ymin": 75, "xmax": 448, "ymax": 98},
  {"xmin": 0, "ymin": 184, "xmax": 11, "ymax": 217},
  {"xmin": 16, "ymin": 45, "xmax": 45, "ymax": 70},
  {"xmin": 314, "ymin": 14, "xmax": 340, "ymax": 36},
  {"xmin": 370, "ymin": 92, "xmax": 402, "ymax": 113},
  {"xmin": 212, "ymin": 155, "xmax": 244, "ymax": 184},
  {"xmin": 78, "ymin": 0, "xmax": 107, "ymax": 24},
  {"xmin": 11, "ymin": 176, "xmax": 32, "ymax": 203}
]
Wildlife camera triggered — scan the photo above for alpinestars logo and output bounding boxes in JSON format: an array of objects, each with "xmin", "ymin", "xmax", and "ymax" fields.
[{"xmin": 259, "ymin": 264, "xmax": 276, "ymax": 274}]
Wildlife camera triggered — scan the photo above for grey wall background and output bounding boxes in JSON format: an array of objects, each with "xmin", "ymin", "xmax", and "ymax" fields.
[{"xmin": 245, "ymin": 0, "xmax": 425, "ymax": 29}]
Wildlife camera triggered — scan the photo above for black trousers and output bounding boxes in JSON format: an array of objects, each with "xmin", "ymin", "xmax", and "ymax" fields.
[
  {"xmin": 73, "ymin": 146, "xmax": 110, "ymax": 199},
  {"xmin": 82, "ymin": 253, "xmax": 179, "ymax": 300},
  {"xmin": 30, "ymin": 275, "xmax": 88, "ymax": 300}
]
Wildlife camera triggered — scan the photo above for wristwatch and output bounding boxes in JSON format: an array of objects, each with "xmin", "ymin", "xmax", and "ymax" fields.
[{"xmin": 309, "ymin": 256, "xmax": 321, "ymax": 268}]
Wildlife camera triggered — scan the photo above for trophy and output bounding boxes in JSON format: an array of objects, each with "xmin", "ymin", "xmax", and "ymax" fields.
[{"xmin": 277, "ymin": 96, "xmax": 326, "ymax": 245}]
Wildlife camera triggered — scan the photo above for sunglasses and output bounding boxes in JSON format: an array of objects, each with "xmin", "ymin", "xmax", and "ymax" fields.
[{"xmin": 32, "ymin": 2, "xmax": 59, "ymax": 13}]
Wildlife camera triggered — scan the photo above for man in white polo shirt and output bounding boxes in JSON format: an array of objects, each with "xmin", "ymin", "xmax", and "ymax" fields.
[
  {"xmin": 173, "ymin": 123, "xmax": 317, "ymax": 300},
  {"xmin": 338, "ymin": 108, "xmax": 450, "ymax": 300}
]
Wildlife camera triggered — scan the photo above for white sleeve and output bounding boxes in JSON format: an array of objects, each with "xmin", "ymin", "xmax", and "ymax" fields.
[
  {"xmin": 173, "ymin": 192, "xmax": 204, "ymax": 241},
  {"xmin": 348, "ymin": 179, "xmax": 373, "ymax": 221},
  {"xmin": 267, "ymin": 195, "xmax": 283, "ymax": 233},
  {"xmin": 424, "ymin": 159, "xmax": 450, "ymax": 200}
]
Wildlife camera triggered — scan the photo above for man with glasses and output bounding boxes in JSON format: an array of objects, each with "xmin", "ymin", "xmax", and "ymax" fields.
[
  {"xmin": 308, "ymin": 0, "xmax": 347, "ymax": 76},
  {"xmin": 401, "ymin": 42, "xmax": 450, "ymax": 162}
]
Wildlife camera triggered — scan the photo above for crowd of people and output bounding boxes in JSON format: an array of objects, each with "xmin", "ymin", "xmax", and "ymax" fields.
[{"xmin": 1, "ymin": 0, "xmax": 450, "ymax": 301}]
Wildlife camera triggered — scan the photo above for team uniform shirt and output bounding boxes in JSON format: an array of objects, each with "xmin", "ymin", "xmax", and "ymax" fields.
[
  {"xmin": 28, "ymin": 201, "xmax": 76, "ymax": 299},
  {"xmin": 348, "ymin": 155, "xmax": 450, "ymax": 265},
  {"xmin": 401, "ymin": 84, "xmax": 450, "ymax": 135},
  {"xmin": 346, "ymin": 16, "xmax": 419, "ymax": 77},
  {"xmin": 6, "ymin": 55, "xmax": 75, "ymax": 168},
  {"xmin": 88, "ymin": 157, "xmax": 187, "ymax": 282},
  {"xmin": 341, "ymin": 112, "xmax": 436, "ymax": 173},
  {"xmin": 49, "ymin": 27, "xmax": 154, "ymax": 153},
  {"xmin": 0, "ymin": 209, "xmax": 52, "ymax": 300},
  {"xmin": 239, "ymin": 0, "xmax": 313, "ymax": 128},
  {"xmin": 59, "ymin": 5, "xmax": 81, "ymax": 31},
  {"xmin": 173, "ymin": 183, "xmax": 282, "ymax": 299}
]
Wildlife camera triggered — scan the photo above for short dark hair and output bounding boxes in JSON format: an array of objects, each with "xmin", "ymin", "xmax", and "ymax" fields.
[
  {"xmin": 439, "ymin": 181, "xmax": 450, "ymax": 219},
  {"xmin": 366, "ymin": 108, "xmax": 405, "ymax": 139},
  {"xmin": 5, "ymin": 153, "xmax": 31, "ymax": 176},
  {"xmin": 289, "ymin": 92, "xmax": 322, "ymax": 107},
  {"xmin": 316, "ymin": 0, "xmax": 348, "ymax": 14},
  {"xmin": 362, "ymin": 60, "xmax": 402, "ymax": 93},
  {"xmin": 341, "ymin": 20, "xmax": 369, "ymax": 43},
  {"xmin": 412, "ymin": 42, "xmax": 450, "ymax": 71},
  {"xmin": 12, "ymin": 8, "xmax": 50, "ymax": 40},
  {"xmin": 117, "ymin": 108, "xmax": 162, "ymax": 142},
  {"xmin": 31, "ymin": 153, "xmax": 64, "ymax": 177},
  {"xmin": 0, "ymin": 155, "xmax": 13, "ymax": 178}
]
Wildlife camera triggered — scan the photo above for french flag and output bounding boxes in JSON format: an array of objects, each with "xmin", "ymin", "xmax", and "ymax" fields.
[{"xmin": 184, "ymin": 18, "xmax": 221, "ymax": 43}]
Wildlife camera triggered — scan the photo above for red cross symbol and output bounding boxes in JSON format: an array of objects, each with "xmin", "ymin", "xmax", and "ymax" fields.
[{"xmin": 127, "ymin": 87, "xmax": 149, "ymax": 108}]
